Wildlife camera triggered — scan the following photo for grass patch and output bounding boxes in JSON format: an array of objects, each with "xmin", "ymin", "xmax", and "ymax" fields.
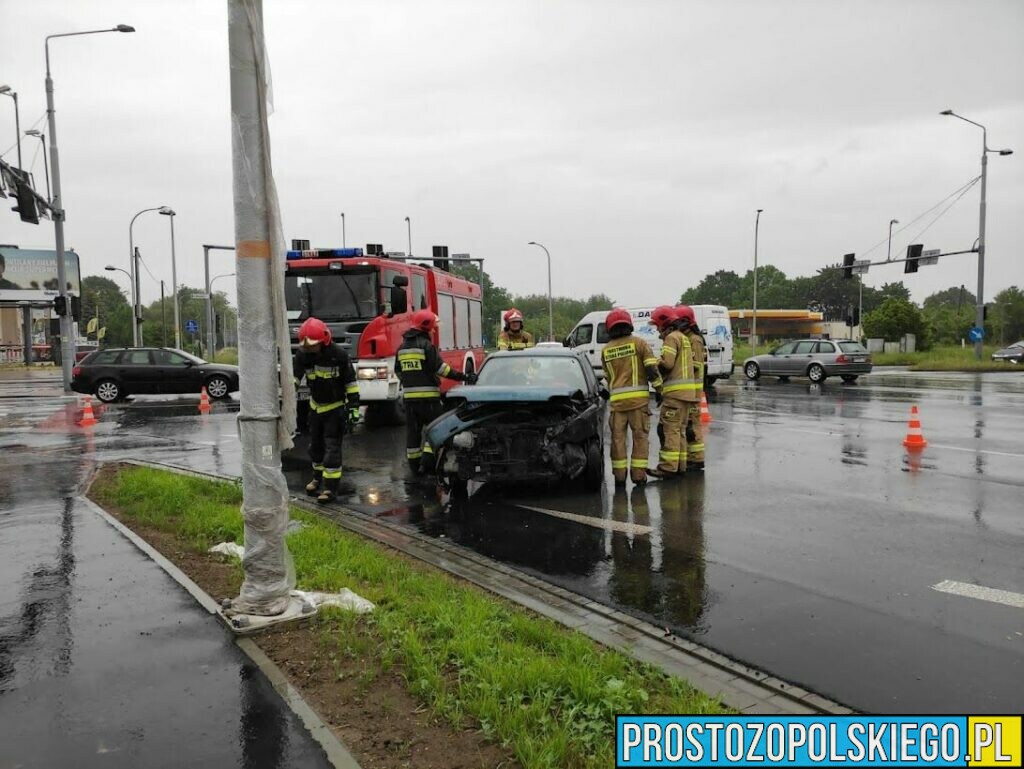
[
  {"xmin": 91, "ymin": 466, "xmax": 729, "ymax": 769},
  {"xmin": 211, "ymin": 347, "xmax": 239, "ymax": 365},
  {"xmin": 871, "ymin": 345, "xmax": 1021, "ymax": 371}
]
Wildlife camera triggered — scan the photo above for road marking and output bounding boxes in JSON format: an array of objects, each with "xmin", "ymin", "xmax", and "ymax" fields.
[
  {"xmin": 928, "ymin": 443, "xmax": 1024, "ymax": 459},
  {"xmin": 931, "ymin": 580, "xmax": 1024, "ymax": 609},
  {"xmin": 513, "ymin": 504, "xmax": 652, "ymax": 535}
]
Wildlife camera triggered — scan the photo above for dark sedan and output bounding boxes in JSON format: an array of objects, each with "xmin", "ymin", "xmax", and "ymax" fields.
[
  {"xmin": 425, "ymin": 348, "xmax": 606, "ymax": 496},
  {"xmin": 72, "ymin": 347, "xmax": 239, "ymax": 403}
]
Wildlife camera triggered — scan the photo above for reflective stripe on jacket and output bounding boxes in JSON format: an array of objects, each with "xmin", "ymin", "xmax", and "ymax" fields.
[
  {"xmin": 396, "ymin": 331, "xmax": 451, "ymax": 400},
  {"xmin": 686, "ymin": 329, "xmax": 707, "ymax": 383},
  {"xmin": 601, "ymin": 335, "xmax": 662, "ymax": 411},
  {"xmin": 293, "ymin": 343, "xmax": 359, "ymax": 412},
  {"xmin": 498, "ymin": 330, "xmax": 535, "ymax": 350},
  {"xmin": 659, "ymin": 330, "xmax": 699, "ymax": 402}
]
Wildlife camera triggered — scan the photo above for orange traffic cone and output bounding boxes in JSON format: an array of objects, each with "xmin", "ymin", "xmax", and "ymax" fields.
[
  {"xmin": 199, "ymin": 386, "xmax": 212, "ymax": 414},
  {"xmin": 78, "ymin": 396, "xmax": 98, "ymax": 427},
  {"xmin": 699, "ymin": 391, "xmax": 712, "ymax": 424},
  {"xmin": 902, "ymin": 405, "xmax": 927, "ymax": 450}
]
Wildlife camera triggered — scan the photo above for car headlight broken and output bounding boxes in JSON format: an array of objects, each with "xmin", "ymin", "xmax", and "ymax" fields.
[{"xmin": 452, "ymin": 431, "xmax": 475, "ymax": 449}]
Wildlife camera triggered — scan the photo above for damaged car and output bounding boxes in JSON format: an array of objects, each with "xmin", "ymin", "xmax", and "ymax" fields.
[{"xmin": 424, "ymin": 348, "xmax": 606, "ymax": 496}]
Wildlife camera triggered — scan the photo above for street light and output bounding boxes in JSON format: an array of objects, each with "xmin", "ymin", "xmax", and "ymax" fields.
[
  {"xmin": 209, "ymin": 273, "xmax": 236, "ymax": 356},
  {"xmin": 940, "ymin": 109, "xmax": 1014, "ymax": 360},
  {"xmin": 404, "ymin": 216, "xmax": 412, "ymax": 256},
  {"xmin": 158, "ymin": 207, "xmax": 180, "ymax": 348},
  {"xmin": 46, "ymin": 23, "xmax": 135, "ymax": 390},
  {"xmin": 527, "ymin": 241, "xmax": 554, "ymax": 341},
  {"xmin": 340, "ymin": 212, "xmax": 346, "ymax": 247},
  {"xmin": 129, "ymin": 205, "xmax": 168, "ymax": 347},
  {"xmin": 0, "ymin": 85, "xmax": 21, "ymax": 169},
  {"xmin": 752, "ymin": 209, "xmax": 764, "ymax": 356},
  {"xmin": 23, "ymin": 130, "xmax": 50, "ymax": 202}
]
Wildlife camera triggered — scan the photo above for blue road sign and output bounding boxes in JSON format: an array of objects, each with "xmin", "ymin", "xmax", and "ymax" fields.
[
  {"xmin": 968, "ymin": 326, "xmax": 985, "ymax": 343},
  {"xmin": 185, "ymin": 319, "xmax": 199, "ymax": 334}
]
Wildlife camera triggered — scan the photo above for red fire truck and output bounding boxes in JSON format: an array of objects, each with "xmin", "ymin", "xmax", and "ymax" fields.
[{"xmin": 286, "ymin": 246, "xmax": 485, "ymax": 425}]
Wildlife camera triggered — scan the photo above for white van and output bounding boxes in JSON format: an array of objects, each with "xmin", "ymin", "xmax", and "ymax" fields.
[{"xmin": 565, "ymin": 305, "xmax": 734, "ymax": 386}]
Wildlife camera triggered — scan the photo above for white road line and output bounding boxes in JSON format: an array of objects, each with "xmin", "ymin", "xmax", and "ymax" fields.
[
  {"xmin": 928, "ymin": 443, "xmax": 1024, "ymax": 459},
  {"xmin": 512, "ymin": 504, "xmax": 652, "ymax": 535},
  {"xmin": 931, "ymin": 580, "xmax": 1024, "ymax": 609}
]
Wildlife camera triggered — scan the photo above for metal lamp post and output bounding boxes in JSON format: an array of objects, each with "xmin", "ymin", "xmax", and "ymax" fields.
[
  {"xmin": 46, "ymin": 24, "xmax": 135, "ymax": 390},
  {"xmin": 158, "ymin": 207, "xmax": 181, "ymax": 348},
  {"xmin": 527, "ymin": 241, "xmax": 554, "ymax": 341},
  {"xmin": 340, "ymin": 212, "xmax": 346, "ymax": 248},
  {"xmin": 940, "ymin": 109, "xmax": 1013, "ymax": 360},
  {"xmin": 128, "ymin": 207, "xmax": 168, "ymax": 347},
  {"xmin": 23, "ymin": 130, "xmax": 50, "ymax": 201},
  {"xmin": 0, "ymin": 86, "xmax": 21, "ymax": 168},
  {"xmin": 752, "ymin": 209, "xmax": 763, "ymax": 356},
  {"xmin": 209, "ymin": 272, "xmax": 236, "ymax": 355},
  {"xmin": 404, "ymin": 216, "xmax": 412, "ymax": 256}
]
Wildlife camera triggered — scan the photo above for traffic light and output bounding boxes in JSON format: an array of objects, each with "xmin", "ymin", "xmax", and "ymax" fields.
[
  {"xmin": 53, "ymin": 295, "xmax": 67, "ymax": 316},
  {"xmin": 366, "ymin": 243, "xmax": 384, "ymax": 255},
  {"xmin": 842, "ymin": 253, "xmax": 855, "ymax": 280},
  {"xmin": 432, "ymin": 245, "xmax": 450, "ymax": 271},
  {"xmin": 904, "ymin": 244, "xmax": 923, "ymax": 274},
  {"xmin": 70, "ymin": 295, "xmax": 81, "ymax": 322},
  {"xmin": 852, "ymin": 306, "xmax": 860, "ymax": 327},
  {"xmin": 12, "ymin": 180, "xmax": 39, "ymax": 224}
]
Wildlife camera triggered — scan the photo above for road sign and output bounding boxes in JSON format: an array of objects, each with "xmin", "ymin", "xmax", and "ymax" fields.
[
  {"xmin": 968, "ymin": 326, "xmax": 985, "ymax": 343},
  {"xmin": 185, "ymin": 319, "xmax": 199, "ymax": 334},
  {"xmin": 852, "ymin": 259, "xmax": 870, "ymax": 275},
  {"xmin": 452, "ymin": 253, "xmax": 471, "ymax": 261},
  {"xmin": 919, "ymin": 249, "xmax": 940, "ymax": 266}
]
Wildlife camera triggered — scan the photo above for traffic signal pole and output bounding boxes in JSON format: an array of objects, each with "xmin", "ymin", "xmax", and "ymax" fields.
[
  {"xmin": 45, "ymin": 49, "xmax": 73, "ymax": 391},
  {"xmin": 975, "ymin": 147, "xmax": 987, "ymax": 361}
]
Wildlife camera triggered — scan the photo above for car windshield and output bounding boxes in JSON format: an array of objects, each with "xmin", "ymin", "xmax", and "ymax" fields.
[
  {"xmin": 838, "ymin": 342, "xmax": 868, "ymax": 353},
  {"xmin": 477, "ymin": 355, "xmax": 587, "ymax": 390},
  {"xmin": 285, "ymin": 270, "xmax": 378, "ymax": 321}
]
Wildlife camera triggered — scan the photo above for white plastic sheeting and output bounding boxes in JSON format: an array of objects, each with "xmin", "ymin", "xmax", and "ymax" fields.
[{"xmin": 209, "ymin": 542, "xmax": 246, "ymax": 558}]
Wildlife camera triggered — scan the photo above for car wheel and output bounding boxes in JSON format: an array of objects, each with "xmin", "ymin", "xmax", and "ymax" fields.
[
  {"xmin": 95, "ymin": 379, "xmax": 122, "ymax": 403},
  {"xmin": 841, "ymin": 375, "xmax": 858, "ymax": 383},
  {"xmin": 778, "ymin": 376, "xmax": 790, "ymax": 382},
  {"xmin": 205, "ymin": 375, "xmax": 231, "ymax": 399},
  {"xmin": 582, "ymin": 438, "xmax": 603, "ymax": 491},
  {"xmin": 744, "ymin": 362, "xmax": 761, "ymax": 380},
  {"xmin": 807, "ymin": 363, "xmax": 826, "ymax": 383}
]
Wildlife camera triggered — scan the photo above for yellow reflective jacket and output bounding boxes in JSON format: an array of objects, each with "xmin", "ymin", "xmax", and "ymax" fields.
[
  {"xmin": 659, "ymin": 330, "xmax": 699, "ymax": 403},
  {"xmin": 497, "ymin": 330, "xmax": 535, "ymax": 350},
  {"xmin": 601, "ymin": 335, "xmax": 662, "ymax": 412}
]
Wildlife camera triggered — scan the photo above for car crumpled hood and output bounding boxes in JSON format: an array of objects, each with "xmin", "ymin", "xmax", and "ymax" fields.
[{"xmin": 425, "ymin": 386, "xmax": 597, "ymax": 449}]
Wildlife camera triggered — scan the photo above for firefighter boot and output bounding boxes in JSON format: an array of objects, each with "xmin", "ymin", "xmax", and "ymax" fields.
[
  {"xmin": 317, "ymin": 475, "xmax": 339, "ymax": 504},
  {"xmin": 305, "ymin": 467, "xmax": 323, "ymax": 496}
]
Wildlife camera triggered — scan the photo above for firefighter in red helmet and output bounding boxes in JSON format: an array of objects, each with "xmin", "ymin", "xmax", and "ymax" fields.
[
  {"xmin": 648, "ymin": 305, "xmax": 696, "ymax": 477},
  {"xmin": 294, "ymin": 316, "xmax": 359, "ymax": 503},
  {"xmin": 675, "ymin": 305, "xmax": 707, "ymax": 470},
  {"xmin": 600, "ymin": 308, "xmax": 663, "ymax": 485},
  {"xmin": 396, "ymin": 309, "xmax": 477, "ymax": 475},
  {"xmin": 498, "ymin": 308, "xmax": 535, "ymax": 350}
]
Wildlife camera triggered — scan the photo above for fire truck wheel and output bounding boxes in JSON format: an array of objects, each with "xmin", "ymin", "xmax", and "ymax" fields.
[{"xmin": 365, "ymin": 399, "xmax": 407, "ymax": 426}]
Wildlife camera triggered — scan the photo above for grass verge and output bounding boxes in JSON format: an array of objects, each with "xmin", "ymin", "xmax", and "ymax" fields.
[
  {"xmin": 90, "ymin": 465, "xmax": 729, "ymax": 769},
  {"xmin": 870, "ymin": 345, "xmax": 1021, "ymax": 371}
]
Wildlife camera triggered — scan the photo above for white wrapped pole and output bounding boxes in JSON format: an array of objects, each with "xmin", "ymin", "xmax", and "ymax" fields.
[{"xmin": 226, "ymin": 0, "xmax": 298, "ymax": 616}]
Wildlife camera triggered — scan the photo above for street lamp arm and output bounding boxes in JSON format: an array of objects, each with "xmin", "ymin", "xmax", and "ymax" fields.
[{"xmin": 46, "ymin": 26, "xmax": 135, "ymax": 73}]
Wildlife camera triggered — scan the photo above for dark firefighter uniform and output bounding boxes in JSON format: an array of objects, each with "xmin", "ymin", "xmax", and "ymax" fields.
[
  {"xmin": 656, "ymin": 327, "xmax": 697, "ymax": 474},
  {"xmin": 497, "ymin": 328, "xmax": 535, "ymax": 350},
  {"xmin": 601, "ymin": 314, "xmax": 663, "ymax": 484},
  {"xmin": 294, "ymin": 344, "xmax": 359, "ymax": 501},
  {"xmin": 395, "ymin": 327, "xmax": 472, "ymax": 473},
  {"xmin": 683, "ymin": 326, "xmax": 708, "ymax": 467}
]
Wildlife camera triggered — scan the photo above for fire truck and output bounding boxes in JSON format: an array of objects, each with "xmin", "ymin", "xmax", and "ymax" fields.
[{"xmin": 286, "ymin": 245, "xmax": 485, "ymax": 426}]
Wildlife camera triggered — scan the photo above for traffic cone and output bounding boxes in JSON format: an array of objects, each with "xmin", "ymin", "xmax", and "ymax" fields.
[
  {"xmin": 902, "ymin": 405, "xmax": 927, "ymax": 450},
  {"xmin": 199, "ymin": 386, "xmax": 212, "ymax": 414},
  {"xmin": 699, "ymin": 391, "xmax": 712, "ymax": 424},
  {"xmin": 78, "ymin": 396, "xmax": 98, "ymax": 427}
]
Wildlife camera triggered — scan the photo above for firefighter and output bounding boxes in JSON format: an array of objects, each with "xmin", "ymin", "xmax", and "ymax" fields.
[
  {"xmin": 647, "ymin": 305, "xmax": 695, "ymax": 478},
  {"xmin": 293, "ymin": 317, "xmax": 360, "ymax": 504},
  {"xmin": 396, "ymin": 309, "xmax": 477, "ymax": 474},
  {"xmin": 601, "ymin": 308, "xmax": 663, "ymax": 485},
  {"xmin": 497, "ymin": 308, "xmax": 535, "ymax": 350},
  {"xmin": 675, "ymin": 305, "xmax": 707, "ymax": 470}
]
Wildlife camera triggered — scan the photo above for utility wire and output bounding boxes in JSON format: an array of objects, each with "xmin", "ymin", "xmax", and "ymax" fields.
[
  {"xmin": 854, "ymin": 175, "xmax": 981, "ymax": 261},
  {"xmin": 903, "ymin": 177, "xmax": 980, "ymax": 246},
  {"xmin": 0, "ymin": 112, "xmax": 46, "ymax": 159}
]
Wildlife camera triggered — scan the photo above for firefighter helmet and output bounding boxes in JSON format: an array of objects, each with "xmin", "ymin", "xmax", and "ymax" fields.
[
  {"xmin": 605, "ymin": 308, "xmax": 633, "ymax": 334},
  {"xmin": 649, "ymin": 305, "xmax": 677, "ymax": 332},
  {"xmin": 674, "ymin": 305, "xmax": 696, "ymax": 329},
  {"xmin": 411, "ymin": 309, "xmax": 438, "ymax": 334},
  {"xmin": 297, "ymin": 317, "xmax": 332, "ymax": 348},
  {"xmin": 503, "ymin": 308, "xmax": 525, "ymax": 331}
]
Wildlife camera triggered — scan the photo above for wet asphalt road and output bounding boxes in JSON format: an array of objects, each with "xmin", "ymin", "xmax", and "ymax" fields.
[
  {"xmin": 0, "ymin": 383, "xmax": 331, "ymax": 768},
  {"xmin": 1, "ymin": 368, "xmax": 1022, "ymax": 716}
]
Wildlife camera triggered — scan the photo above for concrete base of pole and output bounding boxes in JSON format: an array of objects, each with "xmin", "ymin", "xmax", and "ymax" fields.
[{"xmin": 220, "ymin": 594, "xmax": 316, "ymax": 635}]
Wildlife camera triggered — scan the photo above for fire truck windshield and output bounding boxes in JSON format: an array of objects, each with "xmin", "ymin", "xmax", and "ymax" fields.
[{"xmin": 285, "ymin": 271, "xmax": 379, "ymax": 322}]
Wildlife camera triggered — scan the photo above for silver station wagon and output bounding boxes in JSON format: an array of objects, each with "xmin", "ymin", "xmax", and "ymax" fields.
[{"xmin": 743, "ymin": 339, "xmax": 873, "ymax": 383}]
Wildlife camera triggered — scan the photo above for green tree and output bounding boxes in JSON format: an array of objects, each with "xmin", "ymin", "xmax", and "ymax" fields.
[
  {"xmin": 923, "ymin": 285, "xmax": 975, "ymax": 311},
  {"xmin": 863, "ymin": 298, "xmax": 928, "ymax": 346},
  {"xmin": 81, "ymin": 275, "xmax": 132, "ymax": 347},
  {"xmin": 680, "ymin": 270, "xmax": 742, "ymax": 307},
  {"xmin": 140, "ymin": 286, "xmax": 235, "ymax": 356},
  {"xmin": 992, "ymin": 286, "xmax": 1024, "ymax": 344},
  {"xmin": 450, "ymin": 263, "xmax": 512, "ymax": 344}
]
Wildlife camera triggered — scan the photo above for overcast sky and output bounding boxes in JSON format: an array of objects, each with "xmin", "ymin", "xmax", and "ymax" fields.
[{"xmin": 1, "ymin": 0, "xmax": 1022, "ymax": 311}]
